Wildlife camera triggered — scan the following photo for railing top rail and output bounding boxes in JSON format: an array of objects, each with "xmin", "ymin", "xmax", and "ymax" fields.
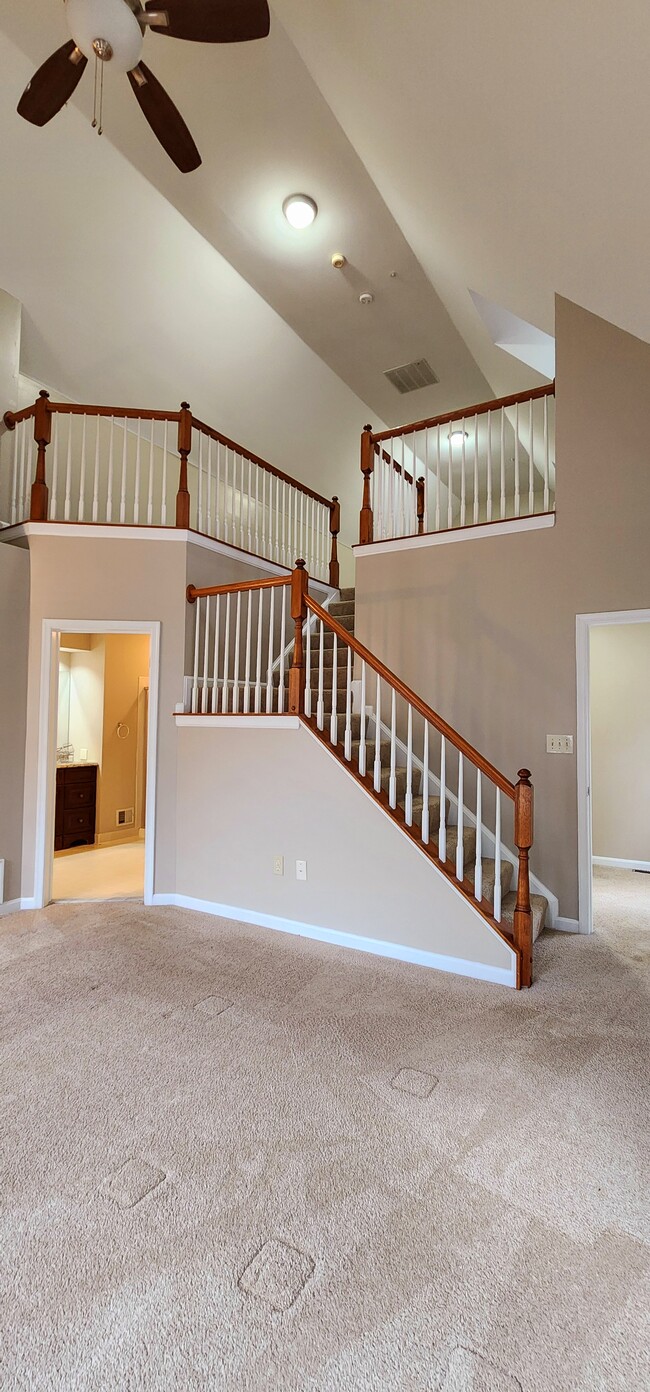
[
  {"xmin": 3, "ymin": 403, "xmax": 37, "ymax": 429},
  {"xmin": 306, "ymin": 594, "xmax": 516, "ymax": 798},
  {"xmin": 192, "ymin": 416, "xmax": 333, "ymax": 510},
  {"xmin": 371, "ymin": 382, "xmax": 555, "ymax": 445},
  {"xmin": 187, "ymin": 575, "xmax": 290, "ymax": 604},
  {"xmin": 49, "ymin": 403, "xmax": 182, "ymax": 423}
]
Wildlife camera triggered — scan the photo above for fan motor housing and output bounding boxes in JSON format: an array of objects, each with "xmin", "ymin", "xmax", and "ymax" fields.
[{"xmin": 66, "ymin": 0, "xmax": 144, "ymax": 71}]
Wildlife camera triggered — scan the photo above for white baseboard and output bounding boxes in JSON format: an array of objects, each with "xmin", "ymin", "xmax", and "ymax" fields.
[
  {"xmin": 151, "ymin": 892, "xmax": 517, "ymax": 988},
  {"xmin": 592, "ymin": 856, "xmax": 650, "ymax": 873},
  {"xmin": 0, "ymin": 898, "xmax": 21, "ymax": 918},
  {"xmin": 553, "ymin": 916, "xmax": 583, "ymax": 934}
]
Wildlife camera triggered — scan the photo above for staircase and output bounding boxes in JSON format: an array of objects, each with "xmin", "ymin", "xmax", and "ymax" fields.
[{"xmin": 306, "ymin": 587, "xmax": 547, "ymax": 949}]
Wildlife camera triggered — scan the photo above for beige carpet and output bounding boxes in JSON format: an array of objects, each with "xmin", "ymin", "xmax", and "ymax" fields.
[
  {"xmin": 52, "ymin": 840, "xmax": 145, "ymax": 902},
  {"xmin": 0, "ymin": 867, "xmax": 648, "ymax": 1390}
]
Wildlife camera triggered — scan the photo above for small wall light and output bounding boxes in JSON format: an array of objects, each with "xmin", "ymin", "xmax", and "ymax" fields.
[{"xmin": 283, "ymin": 194, "xmax": 318, "ymax": 229}]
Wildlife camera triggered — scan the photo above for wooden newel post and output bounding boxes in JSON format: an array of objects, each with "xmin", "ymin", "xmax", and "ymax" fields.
[
  {"xmin": 30, "ymin": 390, "xmax": 51, "ymax": 522},
  {"xmin": 176, "ymin": 401, "xmax": 192, "ymax": 529},
  {"xmin": 288, "ymin": 559, "xmax": 309, "ymax": 715},
  {"xmin": 416, "ymin": 476, "xmax": 425, "ymax": 535},
  {"xmin": 359, "ymin": 424, "xmax": 374, "ymax": 545},
  {"xmin": 514, "ymin": 768, "xmax": 534, "ymax": 988},
  {"xmin": 329, "ymin": 495, "xmax": 340, "ymax": 589}
]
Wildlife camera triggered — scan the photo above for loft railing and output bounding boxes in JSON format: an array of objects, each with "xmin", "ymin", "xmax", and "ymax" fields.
[
  {"xmin": 359, "ymin": 383, "xmax": 555, "ymax": 545},
  {"xmin": 1, "ymin": 392, "xmax": 340, "ymax": 586},
  {"xmin": 186, "ymin": 560, "xmax": 536, "ymax": 988}
]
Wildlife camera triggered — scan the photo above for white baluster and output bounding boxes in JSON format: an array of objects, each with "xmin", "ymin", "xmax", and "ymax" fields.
[
  {"xmin": 359, "ymin": 659, "xmax": 367, "ymax": 776},
  {"xmin": 344, "ymin": 646, "xmax": 352, "ymax": 760},
  {"xmin": 439, "ymin": 736, "xmax": 447, "ymax": 862},
  {"xmin": 473, "ymin": 413, "xmax": 479, "ymax": 524},
  {"xmin": 266, "ymin": 586, "xmax": 275, "ymax": 713},
  {"xmin": 330, "ymin": 625, "xmax": 338, "ymax": 744},
  {"xmin": 107, "ymin": 417, "xmax": 114, "ymax": 522},
  {"xmin": 447, "ymin": 426, "xmax": 453, "ymax": 529},
  {"xmin": 486, "ymin": 410, "xmax": 493, "ymax": 522},
  {"xmin": 305, "ymin": 603, "xmax": 312, "ymax": 719},
  {"xmin": 64, "ymin": 415, "xmax": 72, "ymax": 521},
  {"xmin": 191, "ymin": 597, "xmax": 201, "ymax": 713},
  {"xmin": 281, "ymin": 479, "xmax": 287, "ymax": 566},
  {"xmin": 131, "ymin": 417, "xmax": 140, "ymax": 524},
  {"xmin": 299, "ymin": 491, "xmax": 305, "ymax": 567},
  {"xmin": 543, "ymin": 394, "xmax": 550, "ymax": 512},
  {"xmin": 474, "ymin": 770, "xmax": 483, "ymax": 902},
  {"xmin": 247, "ymin": 458, "xmax": 253, "ymax": 552},
  {"xmin": 254, "ymin": 587, "xmax": 263, "ymax": 713},
  {"xmin": 275, "ymin": 475, "xmax": 281, "ymax": 563},
  {"xmin": 201, "ymin": 594, "xmax": 211, "ymax": 714},
  {"xmin": 244, "ymin": 588, "xmax": 253, "ymax": 713},
  {"xmin": 78, "ymin": 413, "xmax": 88, "ymax": 522},
  {"xmin": 494, "ymin": 791, "xmax": 502, "ymax": 922},
  {"xmin": 421, "ymin": 722, "xmax": 429, "ymax": 844},
  {"xmin": 207, "ymin": 437, "xmax": 213, "ymax": 536},
  {"xmin": 500, "ymin": 408, "xmax": 506, "ymax": 519},
  {"xmin": 388, "ymin": 688, "xmax": 397, "ymax": 808},
  {"xmin": 222, "ymin": 593, "xmax": 231, "ymax": 713},
  {"xmin": 90, "ymin": 416, "xmax": 100, "ymax": 523},
  {"xmin": 161, "ymin": 420, "xmax": 168, "ymax": 526},
  {"xmin": 317, "ymin": 618, "xmax": 325, "ymax": 730},
  {"xmin": 9, "ymin": 425, "xmax": 18, "ymax": 524},
  {"xmin": 197, "ymin": 431, "xmax": 203, "ymax": 533},
  {"xmin": 232, "ymin": 591, "xmax": 242, "ymax": 713},
  {"xmin": 254, "ymin": 462, "xmax": 260, "ymax": 557},
  {"xmin": 373, "ymin": 675, "xmax": 382, "ymax": 793},
  {"xmin": 375, "ymin": 457, "xmax": 383, "ymax": 540},
  {"xmin": 435, "ymin": 427, "xmax": 441, "ymax": 532},
  {"xmin": 387, "ymin": 447, "xmax": 395, "ymax": 539},
  {"xmin": 514, "ymin": 401, "xmax": 520, "ymax": 517},
  {"xmin": 405, "ymin": 703, "xmax": 413, "ymax": 825},
  {"xmin": 119, "ymin": 418, "xmax": 127, "ymax": 524},
  {"xmin": 211, "ymin": 594, "xmax": 221, "ymax": 713},
  {"xmin": 460, "ymin": 419, "xmax": 467, "ymax": 526},
  {"xmin": 456, "ymin": 753, "xmax": 465, "ymax": 880},
  {"xmin": 278, "ymin": 585, "xmax": 287, "ymax": 713},
  {"xmin": 50, "ymin": 416, "xmax": 59, "ymax": 521}
]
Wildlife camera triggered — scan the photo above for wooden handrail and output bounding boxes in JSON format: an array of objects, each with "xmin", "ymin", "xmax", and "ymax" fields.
[
  {"xmin": 187, "ymin": 574, "xmax": 290, "ymax": 604},
  {"xmin": 46, "ymin": 403, "xmax": 181, "ymax": 422},
  {"xmin": 376, "ymin": 442, "xmax": 414, "ymax": 486},
  {"xmin": 192, "ymin": 416, "xmax": 333, "ymax": 511},
  {"xmin": 305, "ymin": 594, "xmax": 516, "ymax": 798},
  {"xmin": 370, "ymin": 382, "xmax": 555, "ymax": 445},
  {"xmin": 3, "ymin": 403, "xmax": 36, "ymax": 429}
]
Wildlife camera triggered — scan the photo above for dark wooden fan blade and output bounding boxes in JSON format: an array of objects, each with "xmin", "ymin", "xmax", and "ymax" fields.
[
  {"xmin": 17, "ymin": 41, "xmax": 87, "ymax": 127},
  {"xmin": 128, "ymin": 63, "xmax": 201, "ymax": 173},
  {"xmin": 144, "ymin": 0, "xmax": 270, "ymax": 43}
]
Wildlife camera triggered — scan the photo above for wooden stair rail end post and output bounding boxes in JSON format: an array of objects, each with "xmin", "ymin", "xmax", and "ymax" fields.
[
  {"xmin": 359, "ymin": 424, "xmax": 374, "ymax": 544},
  {"xmin": 288, "ymin": 559, "xmax": 309, "ymax": 715},
  {"xmin": 30, "ymin": 390, "xmax": 51, "ymax": 521},
  {"xmin": 416, "ymin": 476, "xmax": 425, "ymax": 535},
  {"xmin": 329, "ymin": 496, "xmax": 340, "ymax": 588},
  {"xmin": 176, "ymin": 400, "xmax": 192, "ymax": 528},
  {"xmin": 514, "ymin": 769, "xmax": 534, "ymax": 988}
]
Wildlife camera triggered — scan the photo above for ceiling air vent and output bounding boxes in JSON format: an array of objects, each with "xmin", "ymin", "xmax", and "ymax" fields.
[{"xmin": 384, "ymin": 358, "xmax": 439, "ymax": 394}]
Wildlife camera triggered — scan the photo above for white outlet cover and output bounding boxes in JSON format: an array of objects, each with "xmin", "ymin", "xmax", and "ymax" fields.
[
  {"xmin": 296, "ymin": 860, "xmax": 307, "ymax": 881},
  {"xmin": 273, "ymin": 856, "xmax": 284, "ymax": 876}
]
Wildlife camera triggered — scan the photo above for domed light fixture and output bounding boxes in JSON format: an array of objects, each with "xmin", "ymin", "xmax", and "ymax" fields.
[
  {"xmin": 283, "ymin": 193, "xmax": 318, "ymax": 229},
  {"xmin": 449, "ymin": 429, "xmax": 469, "ymax": 446}
]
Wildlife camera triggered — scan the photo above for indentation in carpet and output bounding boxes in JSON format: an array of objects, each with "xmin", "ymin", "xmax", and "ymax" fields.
[
  {"xmin": 193, "ymin": 994, "xmax": 232, "ymax": 1017},
  {"xmin": 238, "ymin": 1239, "xmax": 315, "ymax": 1312},
  {"xmin": 102, "ymin": 1158, "xmax": 166, "ymax": 1209},
  {"xmin": 391, "ymin": 1067, "xmax": 438, "ymax": 1098}
]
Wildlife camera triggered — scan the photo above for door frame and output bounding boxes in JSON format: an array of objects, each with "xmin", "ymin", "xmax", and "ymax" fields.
[
  {"xmin": 35, "ymin": 619, "xmax": 161, "ymax": 907},
  {"xmin": 575, "ymin": 607, "xmax": 650, "ymax": 934}
]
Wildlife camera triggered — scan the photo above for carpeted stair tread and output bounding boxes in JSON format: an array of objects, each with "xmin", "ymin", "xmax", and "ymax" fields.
[
  {"xmin": 500, "ymin": 892, "xmax": 548, "ymax": 941},
  {"xmin": 476, "ymin": 857, "xmax": 514, "ymax": 901}
]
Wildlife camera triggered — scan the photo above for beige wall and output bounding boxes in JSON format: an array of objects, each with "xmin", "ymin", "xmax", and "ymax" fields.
[
  {"xmin": 99, "ymin": 634, "xmax": 150, "ymax": 840},
  {"xmin": 591, "ymin": 624, "xmax": 650, "ymax": 864},
  {"xmin": 354, "ymin": 297, "xmax": 650, "ymax": 922},
  {"xmin": 175, "ymin": 723, "xmax": 513, "ymax": 979},
  {"xmin": 0, "ymin": 543, "xmax": 29, "ymax": 905}
]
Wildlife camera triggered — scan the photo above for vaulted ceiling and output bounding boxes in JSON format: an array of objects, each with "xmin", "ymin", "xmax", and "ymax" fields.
[{"xmin": 2, "ymin": 1, "xmax": 649, "ymax": 425}]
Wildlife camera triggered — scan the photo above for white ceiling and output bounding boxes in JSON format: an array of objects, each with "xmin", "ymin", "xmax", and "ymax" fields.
[{"xmin": 2, "ymin": 0, "xmax": 648, "ymax": 425}]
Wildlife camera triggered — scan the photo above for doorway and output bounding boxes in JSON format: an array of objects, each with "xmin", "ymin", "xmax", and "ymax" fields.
[
  {"xmin": 576, "ymin": 610, "xmax": 650, "ymax": 934},
  {"xmin": 35, "ymin": 621, "xmax": 160, "ymax": 908}
]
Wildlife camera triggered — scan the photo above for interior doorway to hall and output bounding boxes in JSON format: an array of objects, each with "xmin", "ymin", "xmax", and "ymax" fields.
[
  {"xmin": 51, "ymin": 631, "xmax": 151, "ymax": 902},
  {"xmin": 578, "ymin": 613, "xmax": 650, "ymax": 935}
]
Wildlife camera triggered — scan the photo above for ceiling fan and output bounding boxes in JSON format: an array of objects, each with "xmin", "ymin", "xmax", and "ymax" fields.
[{"xmin": 17, "ymin": 0, "xmax": 271, "ymax": 173}]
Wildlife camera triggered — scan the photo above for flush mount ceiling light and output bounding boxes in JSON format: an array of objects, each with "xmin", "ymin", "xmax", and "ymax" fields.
[
  {"xmin": 283, "ymin": 194, "xmax": 318, "ymax": 229},
  {"xmin": 449, "ymin": 430, "xmax": 469, "ymax": 445}
]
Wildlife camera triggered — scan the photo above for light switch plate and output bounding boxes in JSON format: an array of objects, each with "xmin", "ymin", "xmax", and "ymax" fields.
[
  {"xmin": 296, "ymin": 860, "xmax": 307, "ymax": 881},
  {"xmin": 546, "ymin": 734, "xmax": 574, "ymax": 754}
]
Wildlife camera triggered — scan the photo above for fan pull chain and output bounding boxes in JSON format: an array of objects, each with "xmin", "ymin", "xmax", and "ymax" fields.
[
  {"xmin": 92, "ymin": 54, "xmax": 98, "ymax": 129},
  {"xmin": 98, "ymin": 56, "xmax": 105, "ymax": 135}
]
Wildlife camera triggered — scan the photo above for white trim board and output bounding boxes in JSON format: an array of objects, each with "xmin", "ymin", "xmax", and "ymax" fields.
[
  {"xmin": 0, "ymin": 898, "xmax": 21, "ymax": 919},
  {"xmin": 175, "ymin": 715, "xmax": 300, "ymax": 730},
  {"xmin": 34, "ymin": 619, "xmax": 161, "ymax": 910},
  {"xmin": 354, "ymin": 512, "xmax": 555, "ymax": 559},
  {"xmin": 151, "ymin": 893, "xmax": 517, "ymax": 988},
  {"xmin": 592, "ymin": 856, "xmax": 650, "ymax": 873},
  {"xmin": 576, "ymin": 608, "xmax": 650, "ymax": 935}
]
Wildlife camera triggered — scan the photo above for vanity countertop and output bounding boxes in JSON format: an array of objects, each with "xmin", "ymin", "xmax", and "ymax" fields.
[{"xmin": 56, "ymin": 761, "xmax": 99, "ymax": 770}]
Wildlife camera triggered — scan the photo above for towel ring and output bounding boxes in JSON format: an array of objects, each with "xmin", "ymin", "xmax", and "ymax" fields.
[{"xmin": 117, "ymin": 722, "xmax": 130, "ymax": 740}]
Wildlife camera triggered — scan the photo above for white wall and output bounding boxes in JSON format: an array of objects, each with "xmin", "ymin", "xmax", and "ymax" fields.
[
  {"xmin": 0, "ymin": 29, "xmax": 378, "ymax": 555},
  {"xmin": 591, "ymin": 623, "xmax": 650, "ymax": 866}
]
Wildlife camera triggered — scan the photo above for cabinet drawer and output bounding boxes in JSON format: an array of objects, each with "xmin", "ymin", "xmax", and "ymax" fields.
[
  {"xmin": 63, "ymin": 782, "xmax": 95, "ymax": 810},
  {"xmin": 64, "ymin": 765, "xmax": 97, "ymax": 785},
  {"xmin": 63, "ymin": 808, "xmax": 95, "ymax": 836}
]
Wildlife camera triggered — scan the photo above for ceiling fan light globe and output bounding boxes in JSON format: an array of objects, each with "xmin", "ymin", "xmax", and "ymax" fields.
[{"xmin": 66, "ymin": 0, "xmax": 144, "ymax": 72}]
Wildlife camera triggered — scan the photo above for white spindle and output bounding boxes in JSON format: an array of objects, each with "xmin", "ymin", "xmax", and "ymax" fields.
[
  {"xmin": 405, "ymin": 704, "xmax": 413, "ymax": 825},
  {"xmin": 486, "ymin": 411, "xmax": 493, "ymax": 522},
  {"xmin": 254, "ymin": 462, "xmax": 260, "ymax": 557},
  {"xmin": 161, "ymin": 420, "xmax": 168, "ymax": 525},
  {"xmin": 77, "ymin": 414, "xmax": 87, "ymax": 521},
  {"xmin": 494, "ymin": 791, "xmax": 502, "ymax": 921},
  {"xmin": 146, "ymin": 424, "xmax": 154, "ymax": 526},
  {"xmin": 221, "ymin": 593, "xmax": 231, "ymax": 713},
  {"xmin": 211, "ymin": 594, "xmax": 221, "ymax": 713},
  {"xmin": 543, "ymin": 394, "xmax": 550, "ymax": 511},
  {"xmin": 514, "ymin": 402, "xmax": 520, "ymax": 517},
  {"xmin": 359, "ymin": 660, "xmax": 367, "ymax": 777},
  {"xmin": 344, "ymin": 646, "xmax": 352, "ymax": 760},
  {"xmin": 500, "ymin": 408, "xmax": 506, "ymax": 519},
  {"xmin": 317, "ymin": 618, "xmax": 325, "ymax": 730},
  {"xmin": 278, "ymin": 586, "xmax": 287, "ymax": 713},
  {"xmin": 388, "ymin": 447, "xmax": 395, "ymax": 539},
  {"xmin": 474, "ymin": 771, "xmax": 483, "ymax": 902},
  {"xmin": 456, "ymin": 753, "xmax": 465, "ymax": 880},
  {"xmin": 201, "ymin": 594, "xmax": 211, "ymax": 714},
  {"xmin": 233, "ymin": 592, "xmax": 242, "ymax": 713},
  {"xmin": 197, "ymin": 431, "xmax": 204, "ymax": 534},
  {"xmin": 435, "ymin": 427, "xmax": 441, "ymax": 532},
  {"xmin": 265, "ymin": 587, "xmax": 275, "ymax": 713},
  {"xmin": 254, "ymin": 588, "xmax": 264, "ymax": 713},
  {"xmin": 50, "ymin": 416, "xmax": 59, "ymax": 521},
  {"xmin": 473, "ymin": 413, "xmax": 479, "ymax": 525},
  {"xmin": 191, "ymin": 597, "xmax": 201, "ymax": 713},
  {"xmin": 528, "ymin": 397, "xmax": 534, "ymax": 515},
  {"xmin": 92, "ymin": 416, "xmax": 101, "ymax": 523},
  {"xmin": 460, "ymin": 419, "xmax": 467, "ymax": 526},
  {"xmin": 119, "ymin": 418, "xmax": 127, "ymax": 524},
  {"xmin": 373, "ymin": 674, "xmax": 382, "ymax": 793},
  {"xmin": 19, "ymin": 419, "xmax": 27, "ymax": 519},
  {"xmin": 207, "ymin": 437, "xmax": 214, "ymax": 536},
  {"xmin": 330, "ymin": 627, "xmax": 338, "ymax": 744},
  {"xmin": 439, "ymin": 736, "xmax": 447, "ymax": 862},
  {"xmin": 305, "ymin": 605, "xmax": 312, "ymax": 719},
  {"xmin": 447, "ymin": 427, "xmax": 453, "ymax": 529},
  {"xmin": 389, "ymin": 689, "xmax": 397, "ymax": 809},
  {"xmin": 299, "ymin": 491, "xmax": 305, "ymax": 567},
  {"xmin": 64, "ymin": 415, "xmax": 72, "ymax": 521},
  {"xmin": 246, "ymin": 458, "xmax": 252, "ymax": 552},
  {"xmin": 243, "ymin": 589, "xmax": 253, "ymax": 713},
  {"xmin": 421, "ymin": 722, "xmax": 429, "ymax": 844},
  {"xmin": 9, "ymin": 425, "xmax": 18, "ymax": 523},
  {"xmin": 133, "ymin": 417, "xmax": 141, "ymax": 524},
  {"xmin": 107, "ymin": 416, "xmax": 115, "ymax": 522}
]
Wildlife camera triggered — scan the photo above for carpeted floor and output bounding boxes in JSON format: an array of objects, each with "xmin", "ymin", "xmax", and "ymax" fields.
[{"xmin": 0, "ymin": 867, "xmax": 648, "ymax": 1390}]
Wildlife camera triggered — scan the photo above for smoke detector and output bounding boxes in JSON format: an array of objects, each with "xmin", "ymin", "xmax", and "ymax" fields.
[{"xmin": 331, "ymin": 252, "xmax": 346, "ymax": 269}]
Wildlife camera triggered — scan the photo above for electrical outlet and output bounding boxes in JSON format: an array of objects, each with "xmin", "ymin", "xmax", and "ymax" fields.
[
  {"xmin": 296, "ymin": 859, "xmax": 307, "ymax": 881},
  {"xmin": 546, "ymin": 735, "xmax": 574, "ymax": 754},
  {"xmin": 80, "ymin": 748, "xmax": 88, "ymax": 762},
  {"xmin": 273, "ymin": 855, "xmax": 284, "ymax": 876}
]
